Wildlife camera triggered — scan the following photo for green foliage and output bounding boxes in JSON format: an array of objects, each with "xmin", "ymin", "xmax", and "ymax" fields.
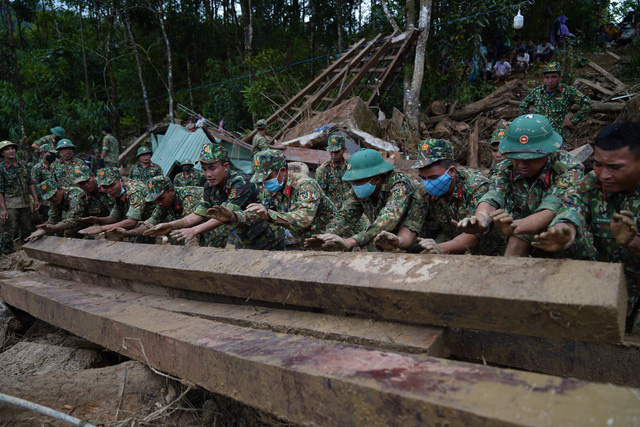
[{"xmin": 621, "ymin": 46, "xmax": 640, "ymax": 79}]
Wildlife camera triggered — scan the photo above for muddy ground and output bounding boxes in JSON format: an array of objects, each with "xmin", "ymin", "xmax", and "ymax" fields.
[{"xmin": 0, "ymin": 250, "xmax": 291, "ymax": 427}]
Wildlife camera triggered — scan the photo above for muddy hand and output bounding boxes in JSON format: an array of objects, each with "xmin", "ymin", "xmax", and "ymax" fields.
[
  {"xmin": 143, "ymin": 223, "xmax": 171, "ymax": 237},
  {"xmin": 207, "ymin": 206, "xmax": 235, "ymax": 224},
  {"xmin": 169, "ymin": 228, "xmax": 197, "ymax": 243},
  {"xmin": 610, "ymin": 210, "xmax": 637, "ymax": 246},
  {"xmin": 36, "ymin": 223, "xmax": 57, "ymax": 233},
  {"xmin": 25, "ymin": 229, "xmax": 47, "ymax": 242},
  {"xmin": 107, "ymin": 227, "xmax": 129, "ymax": 238},
  {"xmin": 374, "ymin": 231, "xmax": 400, "ymax": 251},
  {"xmin": 316, "ymin": 233, "xmax": 350, "ymax": 251},
  {"xmin": 456, "ymin": 214, "xmax": 489, "ymax": 234},
  {"xmin": 532, "ymin": 224, "xmax": 575, "ymax": 252},
  {"xmin": 417, "ymin": 238, "xmax": 442, "ymax": 254},
  {"xmin": 78, "ymin": 225, "xmax": 103, "ymax": 235},
  {"xmin": 489, "ymin": 209, "xmax": 516, "ymax": 237},
  {"xmin": 304, "ymin": 235, "xmax": 325, "ymax": 249},
  {"xmin": 245, "ymin": 203, "xmax": 269, "ymax": 221}
]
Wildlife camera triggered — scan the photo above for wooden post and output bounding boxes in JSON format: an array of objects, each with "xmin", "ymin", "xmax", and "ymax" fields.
[{"xmin": 468, "ymin": 121, "xmax": 479, "ymax": 168}]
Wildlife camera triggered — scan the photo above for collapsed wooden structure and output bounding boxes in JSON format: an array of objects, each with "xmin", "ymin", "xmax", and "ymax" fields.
[{"xmin": 0, "ymin": 237, "xmax": 639, "ymax": 425}]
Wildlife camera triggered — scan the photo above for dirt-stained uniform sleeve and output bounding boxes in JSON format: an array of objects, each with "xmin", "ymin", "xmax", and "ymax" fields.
[{"xmin": 325, "ymin": 192, "xmax": 364, "ymax": 237}]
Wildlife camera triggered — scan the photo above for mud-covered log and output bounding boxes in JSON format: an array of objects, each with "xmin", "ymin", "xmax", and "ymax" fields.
[
  {"xmin": 1, "ymin": 274, "xmax": 638, "ymax": 427},
  {"xmin": 23, "ymin": 237, "xmax": 627, "ymax": 343}
]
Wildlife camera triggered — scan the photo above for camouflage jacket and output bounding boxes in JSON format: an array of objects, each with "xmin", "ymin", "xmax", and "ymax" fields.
[
  {"xmin": 519, "ymin": 84, "xmax": 592, "ymax": 138},
  {"xmin": 552, "ymin": 171, "xmax": 640, "ymax": 265},
  {"xmin": 109, "ymin": 178, "xmax": 152, "ymax": 221},
  {"xmin": 48, "ymin": 187, "xmax": 95, "ymax": 228},
  {"xmin": 0, "ymin": 159, "xmax": 33, "ymax": 208},
  {"xmin": 236, "ymin": 172, "xmax": 336, "ymax": 243},
  {"xmin": 480, "ymin": 151, "xmax": 584, "ymax": 219},
  {"xmin": 101, "ymin": 134, "xmax": 120, "ymax": 165},
  {"xmin": 315, "ymin": 159, "xmax": 351, "ymax": 208},
  {"xmin": 326, "ymin": 171, "xmax": 415, "ymax": 247},
  {"xmin": 51, "ymin": 158, "xmax": 86, "ymax": 188},
  {"xmin": 146, "ymin": 186, "xmax": 203, "ymax": 226},
  {"xmin": 174, "ymin": 169, "xmax": 206, "ymax": 187},
  {"xmin": 33, "ymin": 134, "xmax": 56, "ymax": 150},
  {"xmin": 31, "ymin": 161, "xmax": 54, "ymax": 188},
  {"xmin": 129, "ymin": 162, "xmax": 163, "ymax": 183},
  {"xmin": 251, "ymin": 133, "xmax": 270, "ymax": 161},
  {"xmin": 82, "ymin": 189, "xmax": 114, "ymax": 218}
]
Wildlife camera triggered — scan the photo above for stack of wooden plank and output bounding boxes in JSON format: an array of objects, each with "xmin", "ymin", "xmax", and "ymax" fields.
[{"xmin": 0, "ymin": 236, "xmax": 638, "ymax": 425}]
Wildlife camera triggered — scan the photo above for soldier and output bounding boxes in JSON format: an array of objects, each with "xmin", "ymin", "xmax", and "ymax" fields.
[
  {"xmin": 456, "ymin": 114, "xmax": 584, "ymax": 257},
  {"xmin": 316, "ymin": 135, "xmax": 351, "ymax": 208},
  {"xmin": 31, "ymin": 144, "xmax": 57, "ymax": 196},
  {"xmin": 100, "ymin": 125, "xmax": 120, "ymax": 168},
  {"xmin": 0, "ymin": 140, "xmax": 39, "ymax": 254},
  {"xmin": 374, "ymin": 139, "xmax": 504, "ymax": 255},
  {"xmin": 78, "ymin": 167, "xmax": 151, "ymax": 236},
  {"xmin": 51, "ymin": 139, "xmax": 85, "ymax": 187},
  {"xmin": 26, "ymin": 179, "xmax": 97, "ymax": 240},
  {"xmin": 532, "ymin": 121, "xmax": 640, "ymax": 332},
  {"xmin": 487, "ymin": 128, "xmax": 507, "ymax": 178},
  {"xmin": 174, "ymin": 159, "xmax": 206, "ymax": 187},
  {"xmin": 31, "ymin": 126, "xmax": 65, "ymax": 157},
  {"xmin": 109, "ymin": 175, "xmax": 202, "ymax": 243},
  {"xmin": 519, "ymin": 62, "xmax": 591, "ymax": 145},
  {"xmin": 129, "ymin": 147, "xmax": 163, "ymax": 182},
  {"xmin": 69, "ymin": 165, "xmax": 114, "ymax": 219},
  {"xmin": 251, "ymin": 119, "xmax": 270, "ymax": 163},
  {"xmin": 305, "ymin": 149, "xmax": 415, "ymax": 251},
  {"xmin": 145, "ymin": 144, "xmax": 283, "ymax": 250}
]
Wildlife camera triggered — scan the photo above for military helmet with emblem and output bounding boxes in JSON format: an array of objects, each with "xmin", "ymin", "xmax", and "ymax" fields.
[
  {"xmin": 499, "ymin": 114, "xmax": 563, "ymax": 160},
  {"xmin": 197, "ymin": 143, "xmax": 228, "ymax": 164},
  {"xmin": 71, "ymin": 165, "xmax": 93, "ymax": 184},
  {"xmin": 251, "ymin": 149, "xmax": 286, "ymax": 183},
  {"xmin": 543, "ymin": 62, "xmax": 562, "ymax": 74},
  {"xmin": 181, "ymin": 159, "xmax": 194, "ymax": 167},
  {"xmin": 411, "ymin": 139, "xmax": 454, "ymax": 169},
  {"xmin": 55, "ymin": 139, "xmax": 76, "ymax": 150},
  {"xmin": 38, "ymin": 178, "xmax": 60, "ymax": 200},
  {"xmin": 490, "ymin": 129, "xmax": 507, "ymax": 145},
  {"xmin": 136, "ymin": 146, "xmax": 152, "ymax": 157},
  {"xmin": 342, "ymin": 149, "xmax": 394, "ymax": 181},
  {"xmin": 327, "ymin": 134, "xmax": 346, "ymax": 152},
  {"xmin": 145, "ymin": 175, "xmax": 173, "ymax": 203},
  {"xmin": 39, "ymin": 143, "xmax": 58, "ymax": 154},
  {"xmin": 96, "ymin": 167, "xmax": 121, "ymax": 187}
]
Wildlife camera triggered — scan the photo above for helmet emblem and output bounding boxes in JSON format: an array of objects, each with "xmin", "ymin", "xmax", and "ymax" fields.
[{"xmin": 520, "ymin": 135, "xmax": 529, "ymax": 144}]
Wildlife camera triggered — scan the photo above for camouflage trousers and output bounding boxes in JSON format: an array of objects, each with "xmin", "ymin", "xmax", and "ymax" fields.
[
  {"xmin": 0, "ymin": 208, "xmax": 32, "ymax": 254},
  {"xmin": 199, "ymin": 225, "xmax": 230, "ymax": 248}
]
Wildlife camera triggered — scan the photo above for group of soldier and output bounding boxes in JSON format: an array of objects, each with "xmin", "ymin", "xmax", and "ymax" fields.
[{"xmin": 0, "ymin": 62, "xmax": 638, "ymax": 332}]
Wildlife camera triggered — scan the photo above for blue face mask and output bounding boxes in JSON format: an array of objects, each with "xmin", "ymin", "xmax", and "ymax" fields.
[
  {"xmin": 118, "ymin": 187, "xmax": 126, "ymax": 197},
  {"xmin": 264, "ymin": 171, "xmax": 283, "ymax": 193},
  {"xmin": 422, "ymin": 168, "xmax": 453, "ymax": 197},
  {"xmin": 352, "ymin": 180, "xmax": 377, "ymax": 199}
]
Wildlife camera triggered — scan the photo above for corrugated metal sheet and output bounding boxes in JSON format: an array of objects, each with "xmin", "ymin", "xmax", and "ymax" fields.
[{"xmin": 151, "ymin": 124, "xmax": 252, "ymax": 175}]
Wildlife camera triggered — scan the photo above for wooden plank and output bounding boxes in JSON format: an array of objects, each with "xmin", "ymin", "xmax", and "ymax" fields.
[
  {"xmin": 23, "ymin": 237, "xmax": 628, "ymax": 344},
  {"xmin": 445, "ymin": 328, "xmax": 640, "ymax": 388},
  {"xmin": 1, "ymin": 275, "xmax": 638, "ymax": 427},
  {"xmin": 118, "ymin": 129, "xmax": 153, "ymax": 163},
  {"xmin": 606, "ymin": 51, "xmax": 622, "ymax": 61},
  {"xmin": 574, "ymin": 78, "xmax": 614, "ymax": 96},
  {"xmin": 14, "ymin": 269, "xmax": 444, "ymax": 356},
  {"xmin": 588, "ymin": 60, "xmax": 625, "ymax": 89}
]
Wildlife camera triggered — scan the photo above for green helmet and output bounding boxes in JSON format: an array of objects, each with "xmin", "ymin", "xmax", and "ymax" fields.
[
  {"xmin": 251, "ymin": 149, "xmax": 286, "ymax": 183},
  {"xmin": 39, "ymin": 143, "xmax": 58, "ymax": 154},
  {"xmin": 197, "ymin": 143, "xmax": 228, "ymax": 164},
  {"xmin": 145, "ymin": 175, "xmax": 173, "ymax": 202},
  {"xmin": 342, "ymin": 149, "xmax": 394, "ymax": 181},
  {"xmin": 543, "ymin": 62, "xmax": 562, "ymax": 74},
  {"xmin": 499, "ymin": 114, "xmax": 563, "ymax": 160},
  {"xmin": 38, "ymin": 179, "xmax": 60, "ymax": 200},
  {"xmin": 491, "ymin": 129, "xmax": 507, "ymax": 145},
  {"xmin": 411, "ymin": 139, "xmax": 454, "ymax": 169},
  {"xmin": 255, "ymin": 119, "xmax": 268, "ymax": 129},
  {"xmin": 56, "ymin": 139, "xmax": 76, "ymax": 150},
  {"xmin": 96, "ymin": 167, "xmax": 121, "ymax": 187},
  {"xmin": 327, "ymin": 135, "xmax": 346, "ymax": 152},
  {"xmin": 0, "ymin": 141, "xmax": 18, "ymax": 152},
  {"xmin": 136, "ymin": 146, "xmax": 152, "ymax": 157},
  {"xmin": 181, "ymin": 159, "xmax": 194, "ymax": 167},
  {"xmin": 71, "ymin": 165, "xmax": 93, "ymax": 184},
  {"xmin": 50, "ymin": 126, "xmax": 66, "ymax": 138}
]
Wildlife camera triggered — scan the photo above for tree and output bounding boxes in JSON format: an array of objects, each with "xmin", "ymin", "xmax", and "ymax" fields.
[
  {"xmin": 406, "ymin": 0, "xmax": 433, "ymax": 138},
  {"xmin": 2, "ymin": 0, "xmax": 28, "ymax": 142}
]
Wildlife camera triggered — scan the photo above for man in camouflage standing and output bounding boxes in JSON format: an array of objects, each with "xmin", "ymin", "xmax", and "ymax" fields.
[
  {"xmin": 173, "ymin": 159, "xmax": 206, "ymax": 187},
  {"xmin": 316, "ymin": 135, "xmax": 351, "ymax": 208},
  {"xmin": 519, "ymin": 62, "xmax": 591, "ymax": 148},
  {"xmin": 100, "ymin": 126, "xmax": 120, "ymax": 168},
  {"xmin": 251, "ymin": 119, "xmax": 270, "ymax": 163},
  {"xmin": 0, "ymin": 141, "xmax": 39, "ymax": 254},
  {"xmin": 130, "ymin": 147, "xmax": 163, "ymax": 182},
  {"xmin": 305, "ymin": 149, "xmax": 415, "ymax": 251},
  {"xmin": 51, "ymin": 139, "xmax": 86, "ymax": 187},
  {"xmin": 31, "ymin": 144, "xmax": 57, "ymax": 213},
  {"xmin": 374, "ymin": 139, "xmax": 504, "ymax": 255}
]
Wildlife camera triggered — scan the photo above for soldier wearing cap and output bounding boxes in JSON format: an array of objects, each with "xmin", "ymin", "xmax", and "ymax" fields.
[
  {"xmin": 31, "ymin": 144, "xmax": 58, "ymax": 198},
  {"xmin": 305, "ymin": 148, "xmax": 415, "ymax": 251},
  {"xmin": 78, "ymin": 167, "xmax": 152, "ymax": 236},
  {"xmin": 109, "ymin": 175, "xmax": 204, "ymax": 244},
  {"xmin": 26, "ymin": 179, "xmax": 100, "ymax": 241},
  {"xmin": 129, "ymin": 146, "xmax": 163, "ymax": 183},
  {"xmin": 100, "ymin": 126, "xmax": 120, "ymax": 168},
  {"xmin": 174, "ymin": 159, "xmax": 206, "ymax": 187},
  {"xmin": 488, "ymin": 129, "xmax": 507, "ymax": 178},
  {"xmin": 0, "ymin": 140, "xmax": 39, "ymax": 254},
  {"xmin": 519, "ymin": 62, "xmax": 591, "ymax": 143},
  {"xmin": 316, "ymin": 135, "xmax": 352, "ymax": 208},
  {"xmin": 145, "ymin": 144, "xmax": 283, "ymax": 250},
  {"xmin": 457, "ymin": 114, "xmax": 584, "ymax": 257},
  {"xmin": 69, "ymin": 165, "xmax": 114, "ymax": 219},
  {"xmin": 251, "ymin": 119, "xmax": 271, "ymax": 164},
  {"xmin": 533, "ymin": 121, "xmax": 640, "ymax": 332},
  {"xmin": 373, "ymin": 139, "xmax": 504, "ymax": 255},
  {"xmin": 31, "ymin": 126, "xmax": 65, "ymax": 158},
  {"xmin": 51, "ymin": 139, "xmax": 85, "ymax": 187}
]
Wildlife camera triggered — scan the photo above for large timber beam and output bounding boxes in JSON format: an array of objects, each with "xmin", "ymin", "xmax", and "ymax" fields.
[
  {"xmin": 1, "ymin": 274, "xmax": 638, "ymax": 426},
  {"xmin": 23, "ymin": 237, "xmax": 627, "ymax": 344}
]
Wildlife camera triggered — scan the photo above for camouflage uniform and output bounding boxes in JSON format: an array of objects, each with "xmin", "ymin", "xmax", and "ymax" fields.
[
  {"xmin": 251, "ymin": 134, "xmax": 270, "ymax": 164},
  {"xmin": 174, "ymin": 169, "xmax": 206, "ymax": 187},
  {"xmin": 95, "ymin": 168, "xmax": 152, "ymax": 223},
  {"xmin": 316, "ymin": 136, "xmax": 351, "ymax": 208},
  {"xmin": 51, "ymin": 158, "xmax": 86, "ymax": 188},
  {"xmin": 44, "ymin": 185, "xmax": 93, "ymax": 235},
  {"xmin": 551, "ymin": 171, "xmax": 640, "ymax": 330},
  {"xmin": 519, "ymin": 83, "xmax": 592, "ymax": 140},
  {"xmin": 33, "ymin": 134, "xmax": 56, "ymax": 153},
  {"xmin": 0, "ymin": 157, "xmax": 33, "ymax": 253},
  {"xmin": 326, "ymin": 170, "xmax": 415, "ymax": 248},
  {"xmin": 101, "ymin": 134, "xmax": 120, "ymax": 167},
  {"xmin": 31, "ymin": 161, "xmax": 54, "ymax": 186},
  {"xmin": 129, "ymin": 162, "xmax": 163, "ymax": 183}
]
